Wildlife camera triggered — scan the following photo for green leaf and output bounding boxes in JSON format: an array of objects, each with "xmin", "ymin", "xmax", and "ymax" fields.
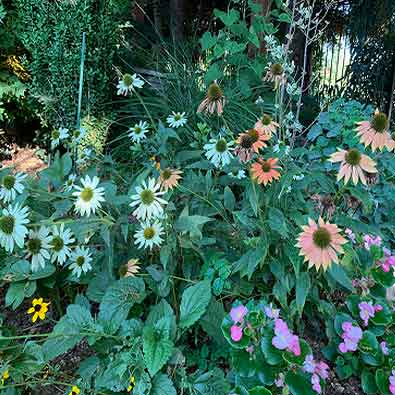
[
  {"xmin": 200, "ymin": 299, "xmax": 226, "ymax": 345},
  {"xmin": 285, "ymin": 371, "xmax": 315, "ymax": 395},
  {"xmin": 150, "ymin": 374, "xmax": 176, "ymax": 395},
  {"xmin": 146, "ymin": 299, "xmax": 177, "ymax": 340},
  {"xmin": 375, "ymin": 369, "xmax": 391, "ymax": 394},
  {"xmin": 267, "ymin": 207, "xmax": 288, "ymax": 237},
  {"xmin": 277, "ymin": 13, "xmax": 292, "ymax": 23},
  {"xmin": 361, "ymin": 369, "xmax": 378, "ymax": 394},
  {"xmin": 5, "ymin": 281, "xmax": 36, "ymax": 309},
  {"xmin": 200, "ymin": 32, "xmax": 217, "ymax": 51},
  {"xmin": 204, "ymin": 63, "xmax": 222, "ymax": 85},
  {"xmin": 143, "ymin": 326, "xmax": 174, "ymax": 376},
  {"xmin": 295, "ymin": 272, "xmax": 310, "ymax": 315},
  {"xmin": 260, "ymin": 336, "xmax": 283, "ymax": 365},
  {"xmin": 193, "ymin": 368, "xmax": 230, "ymax": 395},
  {"xmin": 224, "ymin": 186, "xmax": 236, "ymax": 211},
  {"xmin": 98, "ymin": 277, "xmax": 146, "ymax": 331},
  {"xmin": 180, "ymin": 280, "xmax": 211, "ymax": 329},
  {"xmin": 175, "ymin": 215, "xmax": 213, "ymax": 239},
  {"xmin": 249, "ymin": 386, "xmax": 272, "ymax": 395},
  {"xmin": 214, "ymin": 8, "xmax": 240, "ymax": 26},
  {"xmin": 328, "ymin": 264, "xmax": 354, "ymax": 291}
]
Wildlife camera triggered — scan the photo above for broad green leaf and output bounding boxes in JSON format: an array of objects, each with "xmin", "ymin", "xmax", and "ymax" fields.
[
  {"xmin": 179, "ymin": 280, "xmax": 211, "ymax": 329},
  {"xmin": 285, "ymin": 371, "xmax": 315, "ymax": 395},
  {"xmin": 267, "ymin": 207, "xmax": 288, "ymax": 237},
  {"xmin": 249, "ymin": 386, "xmax": 271, "ymax": 395},
  {"xmin": 200, "ymin": 32, "xmax": 217, "ymax": 51},
  {"xmin": 295, "ymin": 272, "xmax": 310, "ymax": 315},
  {"xmin": 361, "ymin": 369, "xmax": 378, "ymax": 394},
  {"xmin": 143, "ymin": 326, "xmax": 174, "ymax": 376},
  {"xmin": 147, "ymin": 299, "xmax": 177, "ymax": 340},
  {"xmin": 327, "ymin": 264, "xmax": 354, "ymax": 291},
  {"xmin": 224, "ymin": 186, "xmax": 236, "ymax": 211},
  {"xmin": 175, "ymin": 215, "xmax": 213, "ymax": 239},
  {"xmin": 194, "ymin": 368, "xmax": 230, "ymax": 395},
  {"xmin": 214, "ymin": 8, "xmax": 240, "ymax": 26},
  {"xmin": 150, "ymin": 374, "xmax": 176, "ymax": 395}
]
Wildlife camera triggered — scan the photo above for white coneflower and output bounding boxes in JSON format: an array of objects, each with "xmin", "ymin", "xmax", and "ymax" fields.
[
  {"xmin": 51, "ymin": 127, "xmax": 69, "ymax": 149},
  {"xmin": 166, "ymin": 112, "xmax": 188, "ymax": 128},
  {"xmin": 71, "ymin": 127, "xmax": 86, "ymax": 144},
  {"xmin": 204, "ymin": 136, "xmax": 234, "ymax": 168},
  {"xmin": 130, "ymin": 178, "xmax": 168, "ymax": 221},
  {"xmin": 0, "ymin": 203, "xmax": 30, "ymax": 253},
  {"xmin": 73, "ymin": 175, "xmax": 105, "ymax": 217},
  {"xmin": 0, "ymin": 172, "xmax": 27, "ymax": 203},
  {"xmin": 25, "ymin": 227, "xmax": 51, "ymax": 272},
  {"xmin": 128, "ymin": 121, "xmax": 149, "ymax": 143},
  {"xmin": 117, "ymin": 73, "xmax": 144, "ymax": 96},
  {"xmin": 50, "ymin": 224, "xmax": 75, "ymax": 265},
  {"xmin": 64, "ymin": 174, "xmax": 77, "ymax": 192},
  {"xmin": 228, "ymin": 169, "xmax": 246, "ymax": 180},
  {"xmin": 69, "ymin": 246, "xmax": 93, "ymax": 278},
  {"xmin": 134, "ymin": 221, "xmax": 164, "ymax": 250}
]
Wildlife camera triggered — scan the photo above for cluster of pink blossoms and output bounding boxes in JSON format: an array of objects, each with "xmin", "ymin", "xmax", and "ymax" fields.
[
  {"xmin": 272, "ymin": 319, "xmax": 301, "ymax": 356},
  {"xmin": 381, "ymin": 248, "xmax": 395, "ymax": 272},
  {"xmin": 389, "ymin": 370, "xmax": 395, "ymax": 394},
  {"xmin": 363, "ymin": 234, "xmax": 382, "ymax": 250},
  {"xmin": 303, "ymin": 355, "xmax": 330, "ymax": 394},
  {"xmin": 229, "ymin": 305, "xmax": 248, "ymax": 342},
  {"xmin": 358, "ymin": 301, "xmax": 382, "ymax": 326},
  {"xmin": 338, "ymin": 322, "xmax": 363, "ymax": 353}
]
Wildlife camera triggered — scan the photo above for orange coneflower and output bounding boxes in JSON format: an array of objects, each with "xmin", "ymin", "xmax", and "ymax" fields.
[
  {"xmin": 296, "ymin": 217, "xmax": 347, "ymax": 271},
  {"xmin": 160, "ymin": 168, "xmax": 182, "ymax": 191},
  {"xmin": 255, "ymin": 114, "xmax": 279, "ymax": 138},
  {"xmin": 197, "ymin": 83, "xmax": 226, "ymax": 116},
  {"xmin": 235, "ymin": 129, "xmax": 270, "ymax": 163},
  {"xmin": 251, "ymin": 158, "xmax": 281, "ymax": 185},
  {"xmin": 264, "ymin": 63, "xmax": 286, "ymax": 88},
  {"xmin": 119, "ymin": 259, "xmax": 141, "ymax": 278},
  {"xmin": 355, "ymin": 110, "xmax": 393, "ymax": 152},
  {"xmin": 328, "ymin": 148, "xmax": 377, "ymax": 185}
]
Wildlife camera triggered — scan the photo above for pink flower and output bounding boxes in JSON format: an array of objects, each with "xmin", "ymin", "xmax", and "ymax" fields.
[
  {"xmin": 382, "ymin": 256, "xmax": 395, "ymax": 272},
  {"xmin": 358, "ymin": 301, "xmax": 382, "ymax": 326},
  {"xmin": 230, "ymin": 305, "xmax": 248, "ymax": 324},
  {"xmin": 345, "ymin": 228, "xmax": 356, "ymax": 243},
  {"xmin": 275, "ymin": 373, "xmax": 285, "ymax": 388},
  {"xmin": 339, "ymin": 322, "xmax": 363, "ymax": 353},
  {"xmin": 363, "ymin": 234, "xmax": 382, "ymax": 250},
  {"xmin": 230, "ymin": 325, "xmax": 243, "ymax": 342},
  {"xmin": 311, "ymin": 374, "xmax": 322, "ymax": 394},
  {"xmin": 272, "ymin": 319, "xmax": 301, "ymax": 356},
  {"xmin": 316, "ymin": 362, "xmax": 330, "ymax": 380},
  {"xmin": 264, "ymin": 304, "xmax": 280, "ymax": 319},
  {"xmin": 381, "ymin": 341, "xmax": 389, "ymax": 355},
  {"xmin": 303, "ymin": 355, "xmax": 316, "ymax": 374},
  {"xmin": 389, "ymin": 370, "xmax": 395, "ymax": 394}
]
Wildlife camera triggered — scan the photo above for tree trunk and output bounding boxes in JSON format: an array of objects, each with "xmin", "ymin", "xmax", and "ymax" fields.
[{"xmin": 170, "ymin": 0, "xmax": 185, "ymax": 41}]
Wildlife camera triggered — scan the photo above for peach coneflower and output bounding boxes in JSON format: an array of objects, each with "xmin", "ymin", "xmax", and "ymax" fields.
[
  {"xmin": 328, "ymin": 148, "xmax": 377, "ymax": 185},
  {"xmin": 119, "ymin": 259, "xmax": 141, "ymax": 278},
  {"xmin": 255, "ymin": 114, "xmax": 279, "ymax": 138},
  {"xmin": 235, "ymin": 129, "xmax": 269, "ymax": 163},
  {"xmin": 264, "ymin": 63, "xmax": 286, "ymax": 88},
  {"xmin": 355, "ymin": 110, "xmax": 393, "ymax": 152},
  {"xmin": 160, "ymin": 168, "xmax": 182, "ymax": 191},
  {"xmin": 197, "ymin": 83, "xmax": 226, "ymax": 116},
  {"xmin": 296, "ymin": 217, "xmax": 347, "ymax": 271},
  {"xmin": 251, "ymin": 158, "xmax": 281, "ymax": 185}
]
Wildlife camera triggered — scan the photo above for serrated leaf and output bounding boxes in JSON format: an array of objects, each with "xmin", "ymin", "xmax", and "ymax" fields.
[
  {"xmin": 180, "ymin": 280, "xmax": 211, "ymax": 329},
  {"xmin": 150, "ymin": 374, "xmax": 176, "ymax": 395},
  {"xmin": 143, "ymin": 326, "xmax": 174, "ymax": 376}
]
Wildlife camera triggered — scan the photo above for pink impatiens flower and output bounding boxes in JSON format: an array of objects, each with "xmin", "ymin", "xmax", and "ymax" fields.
[
  {"xmin": 363, "ymin": 234, "xmax": 382, "ymax": 250},
  {"xmin": 272, "ymin": 319, "xmax": 301, "ymax": 356},
  {"xmin": 230, "ymin": 325, "xmax": 243, "ymax": 342},
  {"xmin": 230, "ymin": 305, "xmax": 248, "ymax": 324},
  {"xmin": 358, "ymin": 301, "xmax": 382, "ymax": 326},
  {"xmin": 389, "ymin": 370, "xmax": 395, "ymax": 394},
  {"xmin": 303, "ymin": 354, "xmax": 330, "ymax": 394},
  {"xmin": 339, "ymin": 322, "xmax": 363, "ymax": 353}
]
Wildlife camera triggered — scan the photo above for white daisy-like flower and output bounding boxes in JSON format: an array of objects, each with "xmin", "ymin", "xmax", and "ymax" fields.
[
  {"xmin": 72, "ymin": 127, "xmax": 86, "ymax": 144},
  {"xmin": 50, "ymin": 224, "xmax": 75, "ymax": 265},
  {"xmin": 0, "ymin": 203, "xmax": 30, "ymax": 253},
  {"xmin": 51, "ymin": 127, "xmax": 69, "ymax": 149},
  {"xmin": 166, "ymin": 112, "xmax": 188, "ymax": 128},
  {"xmin": 64, "ymin": 174, "xmax": 77, "ymax": 192},
  {"xmin": 25, "ymin": 227, "xmax": 51, "ymax": 272},
  {"xmin": 117, "ymin": 73, "xmax": 144, "ymax": 96},
  {"xmin": 0, "ymin": 173, "xmax": 27, "ymax": 203},
  {"xmin": 134, "ymin": 221, "xmax": 164, "ymax": 250},
  {"xmin": 130, "ymin": 178, "xmax": 168, "ymax": 221},
  {"xmin": 228, "ymin": 169, "xmax": 246, "ymax": 179},
  {"xmin": 204, "ymin": 136, "xmax": 234, "ymax": 168},
  {"xmin": 73, "ymin": 175, "xmax": 105, "ymax": 217},
  {"xmin": 128, "ymin": 121, "xmax": 149, "ymax": 143},
  {"xmin": 69, "ymin": 246, "xmax": 93, "ymax": 278}
]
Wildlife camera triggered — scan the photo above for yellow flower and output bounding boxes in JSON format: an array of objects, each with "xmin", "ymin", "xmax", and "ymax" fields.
[
  {"xmin": 127, "ymin": 376, "xmax": 136, "ymax": 392},
  {"xmin": 1, "ymin": 370, "xmax": 9, "ymax": 385},
  {"xmin": 27, "ymin": 298, "xmax": 50, "ymax": 323},
  {"xmin": 68, "ymin": 385, "xmax": 80, "ymax": 395}
]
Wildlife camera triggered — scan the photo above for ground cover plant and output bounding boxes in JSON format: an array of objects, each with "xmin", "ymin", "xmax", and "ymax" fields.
[{"xmin": 1, "ymin": 0, "xmax": 395, "ymax": 394}]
